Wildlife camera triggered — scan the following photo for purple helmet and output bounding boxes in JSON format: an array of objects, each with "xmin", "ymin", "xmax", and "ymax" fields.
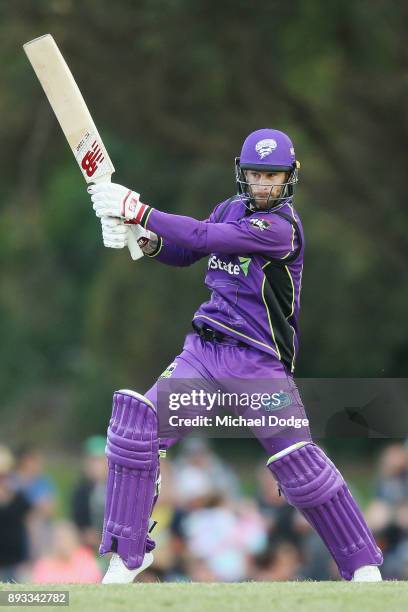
[{"xmin": 235, "ymin": 128, "xmax": 300, "ymax": 209}]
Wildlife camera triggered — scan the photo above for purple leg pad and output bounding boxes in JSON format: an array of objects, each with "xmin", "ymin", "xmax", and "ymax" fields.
[
  {"xmin": 99, "ymin": 390, "xmax": 159, "ymax": 570},
  {"xmin": 267, "ymin": 442, "xmax": 383, "ymax": 580}
]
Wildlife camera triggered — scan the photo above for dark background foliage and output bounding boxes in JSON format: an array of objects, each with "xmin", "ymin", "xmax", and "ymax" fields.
[{"xmin": 0, "ymin": 0, "xmax": 407, "ymax": 448}]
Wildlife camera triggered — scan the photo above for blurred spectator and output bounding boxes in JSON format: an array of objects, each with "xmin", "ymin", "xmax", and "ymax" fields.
[
  {"xmin": 0, "ymin": 445, "xmax": 32, "ymax": 582},
  {"xmin": 31, "ymin": 520, "xmax": 102, "ymax": 584},
  {"xmin": 375, "ymin": 443, "xmax": 408, "ymax": 504},
  {"xmin": 252, "ymin": 541, "xmax": 301, "ymax": 581},
  {"xmin": 300, "ymin": 528, "xmax": 335, "ymax": 581},
  {"xmin": 144, "ymin": 459, "xmax": 178, "ymax": 575},
  {"xmin": 185, "ymin": 558, "xmax": 217, "ymax": 582},
  {"xmin": 5, "ymin": 439, "xmax": 405, "ymax": 584},
  {"xmin": 364, "ymin": 443, "xmax": 408, "ymax": 579},
  {"xmin": 11, "ymin": 444, "xmax": 57, "ymax": 560},
  {"xmin": 175, "ymin": 438, "xmax": 241, "ymax": 502},
  {"xmin": 165, "ymin": 444, "xmax": 267, "ymax": 582},
  {"xmin": 255, "ymin": 462, "xmax": 336, "ymax": 580},
  {"xmin": 255, "ymin": 462, "xmax": 298, "ymax": 542},
  {"xmin": 12, "ymin": 444, "xmax": 56, "ymax": 512},
  {"xmin": 71, "ymin": 436, "xmax": 107, "ymax": 551},
  {"xmin": 181, "ymin": 495, "xmax": 266, "ymax": 581}
]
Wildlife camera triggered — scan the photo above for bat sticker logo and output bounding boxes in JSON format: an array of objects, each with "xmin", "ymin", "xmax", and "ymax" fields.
[{"xmin": 81, "ymin": 140, "xmax": 105, "ymax": 177}]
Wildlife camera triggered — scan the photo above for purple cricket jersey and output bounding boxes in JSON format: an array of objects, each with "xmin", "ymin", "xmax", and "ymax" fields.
[{"xmin": 139, "ymin": 195, "xmax": 304, "ymax": 373}]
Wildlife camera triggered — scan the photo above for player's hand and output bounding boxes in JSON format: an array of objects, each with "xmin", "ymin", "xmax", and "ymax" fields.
[
  {"xmin": 101, "ymin": 217, "xmax": 156, "ymax": 251},
  {"xmin": 100, "ymin": 216, "xmax": 128, "ymax": 249},
  {"xmin": 130, "ymin": 225, "xmax": 157, "ymax": 251},
  {"xmin": 88, "ymin": 182, "xmax": 147, "ymax": 222}
]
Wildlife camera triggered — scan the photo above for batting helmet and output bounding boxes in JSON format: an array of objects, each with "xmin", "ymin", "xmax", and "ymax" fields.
[{"xmin": 235, "ymin": 128, "xmax": 300, "ymax": 210}]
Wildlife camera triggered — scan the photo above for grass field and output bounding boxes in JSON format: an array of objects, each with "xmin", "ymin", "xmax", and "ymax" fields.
[{"xmin": 1, "ymin": 582, "xmax": 408, "ymax": 612}]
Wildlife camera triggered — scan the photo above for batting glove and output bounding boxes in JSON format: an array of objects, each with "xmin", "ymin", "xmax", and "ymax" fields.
[
  {"xmin": 88, "ymin": 182, "xmax": 148, "ymax": 222},
  {"xmin": 101, "ymin": 217, "xmax": 156, "ymax": 251}
]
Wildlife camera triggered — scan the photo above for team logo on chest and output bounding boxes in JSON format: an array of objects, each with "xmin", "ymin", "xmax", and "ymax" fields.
[{"xmin": 208, "ymin": 255, "xmax": 252, "ymax": 276}]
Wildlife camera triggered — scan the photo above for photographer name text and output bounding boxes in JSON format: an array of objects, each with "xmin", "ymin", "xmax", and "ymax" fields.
[{"xmin": 167, "ymin": 415, "xmax": 309, "ymax": 429}]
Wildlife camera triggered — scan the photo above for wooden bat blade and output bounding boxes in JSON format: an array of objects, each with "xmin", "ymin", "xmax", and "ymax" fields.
[{"xmin": 23, "ymin": 34, "xmax": 115, "ymax": 184}]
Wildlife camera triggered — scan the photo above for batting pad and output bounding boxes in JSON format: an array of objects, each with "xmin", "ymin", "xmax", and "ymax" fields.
[
  {"xmin": 267, "ymin": 442, "xmax": 383, "ymax": 580},
  {"xmin": 99, "ymin": 390, "xmax": 159, "ymax": 569}
]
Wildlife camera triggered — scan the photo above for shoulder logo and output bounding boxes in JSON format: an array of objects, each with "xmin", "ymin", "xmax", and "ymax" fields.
[
  {"xmin": 249, "ymin": 218, "xmax": 272, "ymax": 231},
  {"xmin": 159, "ymin": 361, "xmax": 177, "ymax": 379},
  {"xmin": 255, "ymin": 139, "xmax": 277, "ymax": 159}
]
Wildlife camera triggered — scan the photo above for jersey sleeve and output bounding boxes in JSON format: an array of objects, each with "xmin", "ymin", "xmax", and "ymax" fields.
[
  {"xmin": 145, "ymin": 239, "xmax": 207, "ymax": 267},
  {"xmin": 140, "ymin": 206, "xmax": 297, "ymax": 259},
  {"xmin": 142, "ymin": 200, "xmax": 230, "ymax": 267}
]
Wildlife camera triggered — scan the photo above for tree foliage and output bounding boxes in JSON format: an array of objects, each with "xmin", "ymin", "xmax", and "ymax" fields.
[{"xmin": 0, "ymin": 0, "xmax": 407, "ymax": 442}]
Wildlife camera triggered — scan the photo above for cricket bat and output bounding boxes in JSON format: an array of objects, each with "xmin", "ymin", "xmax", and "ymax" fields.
[{"xmin": 23, "ymin": 34, "xmax": 143, "ymax": 260}]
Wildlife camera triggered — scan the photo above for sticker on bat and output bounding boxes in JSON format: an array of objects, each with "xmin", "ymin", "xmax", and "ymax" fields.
[
  {"xmin": 75, "ymin": 131, "xmax": 111, "ymax": 181},
  {"xmin": 81, "ymin": 141, "xmax": 104, "ymax": 177}
]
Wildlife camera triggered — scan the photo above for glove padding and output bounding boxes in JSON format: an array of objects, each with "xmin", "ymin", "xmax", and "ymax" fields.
[
  {"xmin": 101, "ymin": 217, "xmax": 128, "ymax": 249},
  {"xmin": 89, "ymin": 182, "xmax": 145, "ymax": 221},
  {"xmin": 101, "ymin": 217, "xmax": 155, "ymax": 251}
]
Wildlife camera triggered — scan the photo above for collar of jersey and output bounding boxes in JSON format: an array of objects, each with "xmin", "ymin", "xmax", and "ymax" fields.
[{"xmin": 244, "ymin": 197, "xmax": 293, "ymax": 216}]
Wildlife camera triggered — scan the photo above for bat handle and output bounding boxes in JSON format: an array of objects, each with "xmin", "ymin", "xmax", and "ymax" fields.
[{"xmin": 127, "ymin": 228, "xmax": 144, "ymax": 260}]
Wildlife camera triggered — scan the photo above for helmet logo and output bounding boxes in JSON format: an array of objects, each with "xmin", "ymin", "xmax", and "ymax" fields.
[{"xmin": 255, "ymin": 139, "xmax": 277, "ymax": 159}]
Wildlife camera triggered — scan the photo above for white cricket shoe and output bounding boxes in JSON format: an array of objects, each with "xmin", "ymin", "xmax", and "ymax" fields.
[
  {"xmin": 102, "ymin": 552, "xmax": 154, "ymax": 584},
  {"xmin": 352, "ymin": 565, "xmax": 382, "ymax": 582}
]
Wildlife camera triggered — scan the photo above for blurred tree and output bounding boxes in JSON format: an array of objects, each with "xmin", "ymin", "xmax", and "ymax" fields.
[{"xmin": 0, "ymin": 0, "xmax": 407, "ymax": 446}]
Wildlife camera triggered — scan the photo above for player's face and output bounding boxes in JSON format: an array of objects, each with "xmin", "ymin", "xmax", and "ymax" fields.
[{"xmin": 244, "ymin": 170, "xmax": 288, "ymax": 207}]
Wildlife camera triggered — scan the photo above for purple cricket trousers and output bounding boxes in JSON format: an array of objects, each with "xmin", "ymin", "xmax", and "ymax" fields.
[
  {"xmin": 144, "ymin": 331, "xmax": 383, "ymax": 580},
  {"xmin": 100, "ymin": 331, "xmax": 382, "ymax": 579},
  {"xmin": 145, "ymin": 331, "xmax": 311, "ymax": 454}
]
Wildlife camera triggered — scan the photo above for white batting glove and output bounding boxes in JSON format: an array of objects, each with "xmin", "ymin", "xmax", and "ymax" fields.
[
  {"xmin": 88, "ymin": 182, "xmax": 147, "ymax": 222},
  {"xmin": 101, "ymin": 217, "xmax": 157, "ymax": 252},
  {"xmin": 100, "ymin": 217, "xmax": 128, "ymax": 249}
]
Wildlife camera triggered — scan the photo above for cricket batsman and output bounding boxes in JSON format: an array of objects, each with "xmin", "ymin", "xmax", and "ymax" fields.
[{"xmin": 88, "ymin": 129, "xmax": 383, "ymax": 583}]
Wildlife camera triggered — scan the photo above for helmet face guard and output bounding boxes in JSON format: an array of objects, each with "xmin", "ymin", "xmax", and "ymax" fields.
[{"xmin": 235, "ymin": 158, "xmax": 299, "ymax": 211}]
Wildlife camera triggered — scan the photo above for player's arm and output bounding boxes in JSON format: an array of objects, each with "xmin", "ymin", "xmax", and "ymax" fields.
[
  {"xmin": 92, "ymin": 183, "xmax": 229, "ymax": 266},
  {"xmin": 140, "ymin": 208, "xmax": 297, "ymax": 258},
  {"xmin": 138, "ymin": 200, "xmax": 230, "ymax": 266},
  {"xmin": 88, "ymin": 183, "xmax": 294, "ymax": 258},
  {"xmin": 100, "ymin": 218, "xmax": 204, "ymax": 267},
  {"xmin": 89, "ymin": 182, "xmax": 296, "ymax": 259},
  {"xmin": 141, "ymin": 236, "xmax": 208, "ymax": 267}
]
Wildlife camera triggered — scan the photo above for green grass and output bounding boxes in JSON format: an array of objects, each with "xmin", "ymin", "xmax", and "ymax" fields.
[{"xmin": 0, "ymin": 582, "xmax": 407, "ymax": 612}]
